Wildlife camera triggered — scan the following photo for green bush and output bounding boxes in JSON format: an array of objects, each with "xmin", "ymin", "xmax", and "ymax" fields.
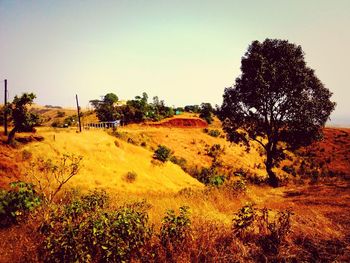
[
  {"xmin": 160, "ymin": 206, "xmax": 192, "ymax": 249},
  {"xmin": 208, "ymin": 129, "xmax": 221, "ymax": 137},
  {"xmin": 0, "ymin": 181, "xmax": 41, "ymax": 228},
  {"xmin": 42, "ymin": 199, "xmax": 153, "ymax": 262},
  {"xmin": 153, "ymin": 145, "xmax": 172, "ymax": 162}
]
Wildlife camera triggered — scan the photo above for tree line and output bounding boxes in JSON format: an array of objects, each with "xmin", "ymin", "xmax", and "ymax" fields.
[{"xmin": 89, "ymin": 92, "xmax": 215, "ymax": 125}]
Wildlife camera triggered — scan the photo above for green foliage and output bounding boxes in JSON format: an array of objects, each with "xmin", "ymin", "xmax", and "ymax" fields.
[
  {"xmin": 153, "ymin": 145, "xmax": 172, "ymax": 162},
  {"xmin": 207, "ymin": 129, "xmax": 221, "ymax": 137},
  {"xmin": 160, "ymin": 206, "xmax": 192, "ymax": 249},
  {"xmin": 199, "ymin": 102, "xmax": 213, "ymax": 124},
  {"xmin": 42, "ymin": 198, "xmax": 152, "ymax": 262},
  {"xmin": 232, "ymin": 204, "xmax": 293, "ymax": 254},
  {"xmin": 90, "ymin": 93, "xmax": 120, "ymax": 122},
  {"xmin": 7, "ymin": 93, "xmax": 39, "ymax": 143},
  {"xmin": 0, "ymin": 181, "xmax": 41, "ymax": 228},
  {"xmin": 63, "ymin": 115, "xmax": 77, "ymax": 127},
  {"xmin": 219, "ymin": 38, "xmax": 336, "ymax": 187},
  {"xmin": 194, "ymin": 167, "xmax": 225, "ymax": 186},
  {"xmin": 184, "ymin": 105, "xmax": 200, "ymax": 113},
  {"xmin": 209, "ymin": 175, "xmax": 225, "ymax": 187}
]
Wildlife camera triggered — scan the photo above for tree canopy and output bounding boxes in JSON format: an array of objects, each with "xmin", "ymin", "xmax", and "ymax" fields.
[
  {"xmin": 219, "ymin": 38, "xmax": 336, "ymax": 187},
  {"xmin": 7, "ymin": 93, "xmax": 39, "ymax": 143},
  {"xmin": 90, "ymin": 93, "xmax": 119, "ymax": 122}
]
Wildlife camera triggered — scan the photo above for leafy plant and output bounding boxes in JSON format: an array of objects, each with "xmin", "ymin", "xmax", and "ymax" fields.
[
  {"xmin": 232, "ymin": 203, "xmax": 256, "ymax": 237},
  {"xmin": 0, "ymin": 181, "xmax": 41, "ymax": 228},
  {"xmin": 153, "ymin": 145, "xmax": 172, "ymax": 162},
  {"xmin": 42, "ymin": 199, "xmax": 153, "ymax": 262},
  {"xmin": 160, "ymin": 206, "xmax": 192, "ymax": 250}
]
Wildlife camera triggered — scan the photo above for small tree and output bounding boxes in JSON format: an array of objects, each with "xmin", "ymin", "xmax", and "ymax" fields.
[
  {"xmin": 199, "ymin": 102, "xmax": 214, "ymax": 124},
  {"xmin": 7, "ymin": 93, "xmax": 39, "ymax": 144},
  {"xmin": 219, "ymin": 39, "xmax": 335, "ymax": 187}
]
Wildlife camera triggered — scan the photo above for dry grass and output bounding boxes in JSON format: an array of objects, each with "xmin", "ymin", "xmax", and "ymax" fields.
[{"xmin": 0, "ymin": 119, "xmax": 349, "ymax": 262}]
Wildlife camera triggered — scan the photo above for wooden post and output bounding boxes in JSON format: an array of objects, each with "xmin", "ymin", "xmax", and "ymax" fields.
[
  {"xmin": 4, "ymin": 79, "xmax": 8, "ymax": 136},
  {"xmin": 76, "ymin": 94, "xmax": 82, "ymax": 132}
]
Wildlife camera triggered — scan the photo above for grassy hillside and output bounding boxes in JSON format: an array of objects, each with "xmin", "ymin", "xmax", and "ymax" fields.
[
  {"xmin": 20, "ymin": 128, "xmax": 203, "ymax": 193},
  {"xmin": 0, "ymin": 115, "xmax": 349, "ymax": 262}
]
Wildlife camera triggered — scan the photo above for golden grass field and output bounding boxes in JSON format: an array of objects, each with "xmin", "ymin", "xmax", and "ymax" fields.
[{"xmin": 0, "ymin": 110, "xmax": 349, "ymax": 262}]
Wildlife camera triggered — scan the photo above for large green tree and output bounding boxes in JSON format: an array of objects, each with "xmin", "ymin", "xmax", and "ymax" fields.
[
  {"xmin": 219, "ymin": 39, "xmax": 335, "ymax": 187},
  {"xmin": 90, "ymin": 93, "xmax": 119, "ymax": 122},
  {"xmin": 7, "ymin": 93, "xmax": 39, "ymax": 143}
]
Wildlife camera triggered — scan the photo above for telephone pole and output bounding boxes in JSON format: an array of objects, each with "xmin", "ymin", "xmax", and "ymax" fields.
[
  {"xmin": 4, "ymin": 79, "xmax": 8, "ymax": 136},
  {"xmin": 76, "ymin": 94, "xmax": 82, "ymax": 132}
]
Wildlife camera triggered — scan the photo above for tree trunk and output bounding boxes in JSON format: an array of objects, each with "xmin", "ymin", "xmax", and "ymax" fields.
[
  {"xmin": 266, "ymin": 151, "xmax": 279, "ymax": 187},
  {"xmin": 7, "ymin": 127, "xmax": 18, "ymax": 144}
]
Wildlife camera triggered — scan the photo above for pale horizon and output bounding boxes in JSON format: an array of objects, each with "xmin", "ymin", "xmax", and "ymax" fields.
[{"xmin": 1, "ymin": 0, "xmax": 349, "ymax": 125}]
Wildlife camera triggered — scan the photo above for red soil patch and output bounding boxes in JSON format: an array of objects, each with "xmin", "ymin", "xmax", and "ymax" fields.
[
  {"xmin": 0, "ymin": 140, "xmax": 22, "ymax": 189},
  {"xmin": 302, "ymin": 128, "xmax": 350, "ymax": 178},
  {"xmin": 147, "ymin": 118, "xmax": 208, "ymax": 128}
]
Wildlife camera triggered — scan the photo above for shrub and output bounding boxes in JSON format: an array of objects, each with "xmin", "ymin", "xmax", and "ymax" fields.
[
  {"xmin": 232, "ymin": 203, "xmax": 256, "ymax": 237},
  {"xmin": 225, "ymin": 178, "xmax": 247, "ymax": 193},
  {"xmin": 42, "ymin": 200, "xmax": 153, "ymax": 262},
  {"xmin": 170, "ymin": 156, "xmax": 187, "ymax": 170},
  {"xmin": 208, "ymin": 129, "xmax": 221, "ymax": 137},
  {"xmin": 160, "ymin": 206, "xmax": 192, "ymax": 249},
  {"xmin": 257, "ymin": 208, "xmax": 293, "ymax": 254},
  {"xmin": 153, "ymin": 145, "xmax": 172, "ymax": 162},
  {"xmin": 209, "ymin": 175, "xmax": 225, "ymax": 187},
  {"xmin": 206, "ymin": 144, "xmax": 224, "ymax": 159},
  {"xmin": 232, "ymin": 204, "xmax": 293, "ymax": 255},
  {"xmin": 125, "ymin": 171, "xmax": 137, "ymax": 183},
  {"xmin": 140, "ymin": 141, "xmax": 147, "ymax": 147},
  {"xmin": 0, "ymin": 181, "xmax": 41, "ymax": 228},
  {"xmin": 27, "ymin": 154, "xmax": 83, "ymax": 202}
]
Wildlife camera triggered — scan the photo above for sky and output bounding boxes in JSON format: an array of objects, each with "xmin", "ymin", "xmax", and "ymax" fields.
[{"xmin": 0, "ymin": 0, "xmax": 349, "ymax": 125}]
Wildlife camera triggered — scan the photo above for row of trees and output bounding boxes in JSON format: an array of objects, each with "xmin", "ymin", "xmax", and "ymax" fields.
[
  {"xmin": 90, "ymin": 92, "xmax": 175, "ymax": 124},
  {"xmin": 90, "ymin": 92, "xmax": 215, "ymax": 124}
]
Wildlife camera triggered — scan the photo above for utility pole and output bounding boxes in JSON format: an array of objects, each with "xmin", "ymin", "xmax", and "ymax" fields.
[
  {"xmin": 76, "ymin": 94, "xmax": 82, "ymax": 132},
  {"xmin": 4, "ymin": 79, "xmax": 8, "ymax": 136}
]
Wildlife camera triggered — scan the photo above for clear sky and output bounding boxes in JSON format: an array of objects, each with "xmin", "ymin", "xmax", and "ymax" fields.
[{"xmin": 1, "ymin": 0, "xmax": 349, "ymax": 124}]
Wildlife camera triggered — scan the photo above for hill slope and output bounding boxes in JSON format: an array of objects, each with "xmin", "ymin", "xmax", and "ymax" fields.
[{"xmin": 21, "ymin": 128, "xmax": 203, "ymax": 193}]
